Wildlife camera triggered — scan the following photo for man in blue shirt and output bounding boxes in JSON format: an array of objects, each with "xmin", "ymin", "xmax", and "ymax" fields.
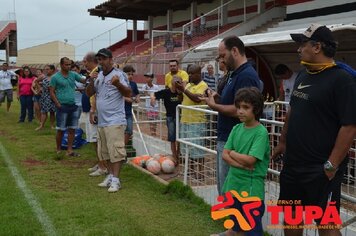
[
  {"xmin": 202, "ymin": 36, "xmax": 260, "ymax": 194},
  {"xmin": 122, "ymin": 65, "xmax": 140, "ymax": 145}
]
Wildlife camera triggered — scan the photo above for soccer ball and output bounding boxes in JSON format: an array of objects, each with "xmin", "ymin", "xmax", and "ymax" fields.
[
  {"xmin": 146, "ymin": 158, "xmax": 161, "ymax": 174},
  {"xmin": 161, "ymin": 159, "xmax": 175, "ymax": 174},
  {"xmin": 131, "ymin": 155, "xmax": 151, "ymax": 167}
]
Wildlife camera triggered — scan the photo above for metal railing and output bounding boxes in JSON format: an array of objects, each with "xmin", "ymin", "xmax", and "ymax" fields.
[{"xmin": 174, "ymin": 102, "xmax": 356, "ymax": 234}]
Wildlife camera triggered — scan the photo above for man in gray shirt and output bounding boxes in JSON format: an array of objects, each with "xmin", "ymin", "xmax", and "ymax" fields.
[{"xmin": 86, "ymin": 48, "xmax": 131, "ymax": 193}]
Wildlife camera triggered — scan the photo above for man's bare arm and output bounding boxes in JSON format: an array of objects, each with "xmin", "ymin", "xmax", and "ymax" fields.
[{"xmin": 49, "ymin": 87, "xmax": 61, "ymax": 108}]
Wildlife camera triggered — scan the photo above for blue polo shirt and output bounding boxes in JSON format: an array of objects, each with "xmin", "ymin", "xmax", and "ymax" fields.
[{"xmin": 218, "ymin": 62, "xmax": 260, "ymax": 141}]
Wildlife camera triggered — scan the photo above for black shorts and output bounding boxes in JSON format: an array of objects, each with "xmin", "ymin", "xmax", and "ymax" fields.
[{"xmin": 279, "ymin": 165, "xmax": 345, "ymax": 219}]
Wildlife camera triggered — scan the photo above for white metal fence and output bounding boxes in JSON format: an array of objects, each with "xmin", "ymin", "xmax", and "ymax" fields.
[
  {"xmin": 174, "ymin": 102, "xmax": 356, "ymax": 235},
  {"xmin": 129, "ymin": 95, "xmax": 356, "ymax": 234}
]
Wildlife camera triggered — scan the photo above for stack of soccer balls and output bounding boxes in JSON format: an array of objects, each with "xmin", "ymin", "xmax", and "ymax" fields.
[{"xmin": 131, "ymin": 154, "xmax": 175, "ymax": 175}]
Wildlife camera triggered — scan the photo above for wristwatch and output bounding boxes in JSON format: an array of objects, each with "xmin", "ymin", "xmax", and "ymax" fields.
[{"xmin": 324, "ymin": 160, "xmax": 337, "ymax": 172}]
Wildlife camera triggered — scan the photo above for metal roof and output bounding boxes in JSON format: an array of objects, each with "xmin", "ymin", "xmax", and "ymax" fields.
[
  {"xmin": 195, "ymin": 23, "xmax": 356, "ymax": 51},
  {"xmin": 89, "ymin": 0, "xmax": 214, "ymax": 21}
]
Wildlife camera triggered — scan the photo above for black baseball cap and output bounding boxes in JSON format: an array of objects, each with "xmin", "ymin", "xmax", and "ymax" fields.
[
  {"xmin": 144, "ymin": 72, "xmax": 154, "ymax": 78},
  {"xmin": 96, "ymin": 48, "xmax": 113, "ymax": 58},
  {"xmin": 290, "ymin": 23, "xmax": 336, "ymax": 47}
]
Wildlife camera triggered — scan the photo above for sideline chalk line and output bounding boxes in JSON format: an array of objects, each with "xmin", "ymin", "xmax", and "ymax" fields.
[{"xmin": 0, "ymin": 142, "xmax": 57, "ymax": 236}]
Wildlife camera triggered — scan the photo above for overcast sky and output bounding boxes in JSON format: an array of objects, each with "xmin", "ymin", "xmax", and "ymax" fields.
[{"xmin": 0, "ymin": 0, "xmax": 144, "ymax": 61}]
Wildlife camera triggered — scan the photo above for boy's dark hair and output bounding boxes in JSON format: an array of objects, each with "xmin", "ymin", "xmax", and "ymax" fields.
[
  {"xmin": 234, "ymin": 87, "xmax": 264, "ymax": 120},
  {"xmin": 274, "ymin": 64, "xmax": 290, "ymax": 75},
  {"xmin": 123, "ymin": 65, "xmax": 135, "ymax": 73}
]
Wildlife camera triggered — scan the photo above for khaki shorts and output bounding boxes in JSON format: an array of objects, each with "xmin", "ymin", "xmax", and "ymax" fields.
[{"xmin": 97, "ymin": 125, "xmax": 126, "ymax": 163}]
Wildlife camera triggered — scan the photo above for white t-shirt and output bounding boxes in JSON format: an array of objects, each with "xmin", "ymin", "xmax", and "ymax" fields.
[
  {"xmin": 141, "ymin": 83, "xmax": 160, "ymax": 110},
  {"xmin": 94, "ymin": 68, "xmax": 129, "ymax": 127},
  {"xmin": 0, "ymin": 70, "xmax": 16, "ymax": 90},
  {"xmin": 283, "ymin": 72, "xmax": 297, "ymax": 103}
]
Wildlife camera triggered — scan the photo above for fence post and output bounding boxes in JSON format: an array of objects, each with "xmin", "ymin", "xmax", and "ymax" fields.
[{"xmin": 183, "ymin": 147, "xmax": 189, "ymax": 185}]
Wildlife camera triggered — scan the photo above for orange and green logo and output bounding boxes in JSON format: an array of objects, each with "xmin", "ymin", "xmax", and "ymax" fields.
[
  {"xmin": 211, "ymin": 190, "xmax": 262, "ymax": 231},
  {"xmin": 212, "ymin": 191, "xmax": 343, "ymax": 230}
]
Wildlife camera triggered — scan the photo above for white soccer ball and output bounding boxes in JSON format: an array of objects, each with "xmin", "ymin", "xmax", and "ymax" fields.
[
  {"xmin": 161, "ymin": 159, "xmax": 175, "ymax": 174},
  {"xmin": 146, "ymin": 159, "xmax": 161, "ymax": 174}
]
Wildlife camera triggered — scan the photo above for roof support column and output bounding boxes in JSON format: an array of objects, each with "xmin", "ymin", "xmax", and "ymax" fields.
[
  {"xmin": 5, "ymin": 36, "xmax": 9, "ymax": 64},
  {"xmin": 257, "ymin": 0, "xmax": 266, "ymax": 14},
  {"xmin": 148, "ymin": 15, "xmax": 153, "ymax": 39},
  {"xmin": 167, "ymin": 9, "xmax": 173, "ymax": 31},
  {"xmin": 190, "ymin": 1, "xmax": 197, "ymax": 31},
  {"xmin": 191, "ymin": 1, "xmax": 197, "ymax": 21},
  {"xmin": 220, "ymin": 0, "xmax": 229, "ymax": 26},
  {"xmin": 133, "ymin": 19, "xmax": 137, "ymax": 42}
]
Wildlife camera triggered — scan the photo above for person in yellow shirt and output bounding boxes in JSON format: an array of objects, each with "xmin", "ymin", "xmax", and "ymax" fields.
[
  {"xmin": 165, "ymin": 59, "xmax": 189, "ymax": 89},
  {"xmin": 176, "ymin": 64, "xmax": 208, "ymax": 179}
]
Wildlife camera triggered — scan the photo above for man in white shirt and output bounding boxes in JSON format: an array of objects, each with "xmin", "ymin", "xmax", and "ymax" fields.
[
  {"xmin": 0, "ymin": 62, "xmax": 18, "ymax": 112},
  {"xmin": 86, "ymin": 48, "xmax": 131, "ymax": 193},
  {"xmin": 274, "ymin": 64, "xmax": 297, "ymax": 103}
]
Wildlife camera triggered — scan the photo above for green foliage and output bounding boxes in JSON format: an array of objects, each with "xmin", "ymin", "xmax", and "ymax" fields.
[{"xmin": 163, "ymin": 180, "xmax": 208, "ymax": 207}]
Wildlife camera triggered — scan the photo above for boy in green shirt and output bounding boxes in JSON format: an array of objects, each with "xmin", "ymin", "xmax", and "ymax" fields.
[{"xmin": 215, "ymin": 87, "xmax": 270, "ymax": 236}]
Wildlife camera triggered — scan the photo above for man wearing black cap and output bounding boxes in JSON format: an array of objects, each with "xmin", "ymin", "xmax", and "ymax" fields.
[
  {"xmin": 273, "ymin": 24, "xmax": 356, "ymax": 235},
  {"xmin": 86, "ymin": 48, "xmax": 131, "ymax": 193}
]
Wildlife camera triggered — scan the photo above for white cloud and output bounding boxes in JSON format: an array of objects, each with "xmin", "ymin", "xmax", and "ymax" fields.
[{"xmin": 0, "ymin": 0, "xmax": 144, "ymax": 60}]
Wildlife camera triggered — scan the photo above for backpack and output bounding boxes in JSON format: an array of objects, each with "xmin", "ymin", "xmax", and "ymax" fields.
[{"xmin": 61, "ymin": 128, "xmax": 87, "ymax": 150}]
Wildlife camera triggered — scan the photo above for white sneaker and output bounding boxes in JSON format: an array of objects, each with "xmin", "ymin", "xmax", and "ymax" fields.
[
  {"xmin": 98, "ymin": 175, "xmax": 112, "ymax": 187},
  {"xmin": 89, "ymin": 168, "xmax": 108, "ymax": 177},
  {"xmin": 108, "ymin": 179, "xmax": 121, "ymax": 193},
  {"xmin": 88, "ymin": 164, "xmax": 98, "ymax": 172}
]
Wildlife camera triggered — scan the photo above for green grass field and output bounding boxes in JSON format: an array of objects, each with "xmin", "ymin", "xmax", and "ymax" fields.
[{"xmin": 0, "ymin": 100, "xmax": 224, "ymax": 236}]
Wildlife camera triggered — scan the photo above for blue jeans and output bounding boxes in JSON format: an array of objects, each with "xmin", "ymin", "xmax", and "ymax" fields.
[
  {"xmin": 19, "ymin": 95, "xmax": 34, "ymax": 122},
  {"xmin": 180, "ymin": 123, "xmax": 205, "ymax": 159},
  {"xmin": 217, "ymin": 140, "xmax": 229, "ymax": 195},
  {"xmin": 56, "ymin": 104, "xmax": 80, "ymax": 130},
  {"xmin": 166, "ymin": 116, "xmax": 176, "ymax": 142},
  {"xmin": 125, "ymin": 115, "xmax": 133, "ymax": 135}
]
